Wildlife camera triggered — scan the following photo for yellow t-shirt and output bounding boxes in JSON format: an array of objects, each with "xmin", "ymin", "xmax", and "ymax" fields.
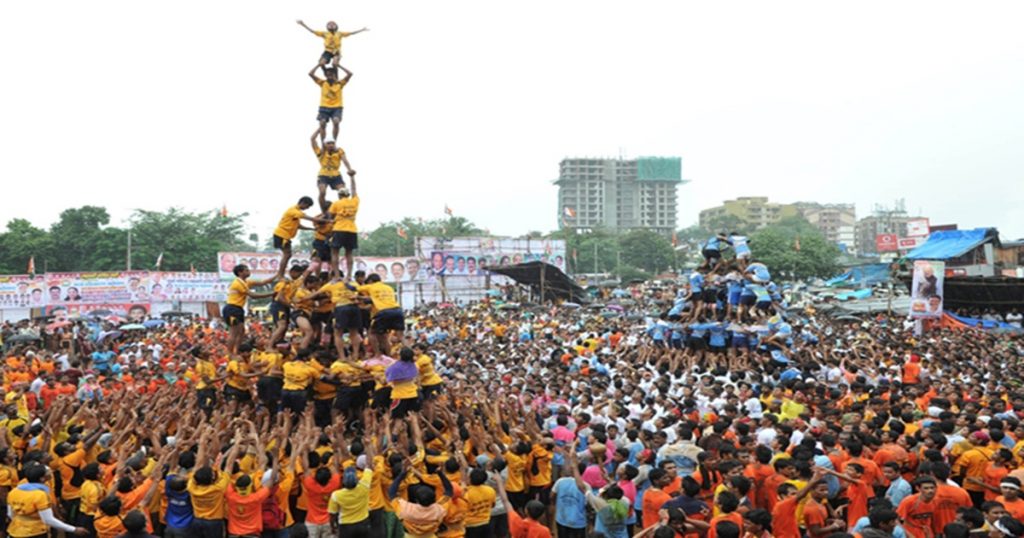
[
  {"xmin": 187, "ymin": 472, "xmax": 230, "ymax": 519},
  {"xmin": 226, "ymin": 360, "xmax": 251, "ymax": 391},
  {"xmin": 274, "ymin": 205, "xmax": 306, "ymax": 240},
  {"xmin": 291, "ymin": 287, "xmax": 315, "ymax": 313},
  {"xmin": 330, "ymin": 360, "xmax": 364, "ymax": 388},
  {"xmin": 282, "ymin": 361, "xmax": 316, "ymax": 391},
  {"xmin": 313, "ymin": 219, "xmax": 333, "ymax": 241},
  {"xmin": 329, "ymin": 196, "xmax": 360, "ymax": 234},
  {"xmin": 504, "ymin": 452, "xmax": 527, "ymax": 493},
  {"xmin": 319, "ymin": 281, "xmax": 357, "ymax": 307},
  {"xmin": 254, "ymin": 351, "xmax": 284, "ymax": 378},
  {"xmin": 463, "ymin": 484, "xmax": 496, "ymax": 527},
  {"xmin": 317, "ymin": 79, "xmax": 346, "ymax": 108},
  {"xmin": 528, "ymin": 444, "xmax": 553, "ymax": 488},
  {"xmin": 80, "ymin": 479, "xmax": 105, "ymax": 517},
  {"xmin": 55, "ymin": 447, "xmax": 87, "ymax": 500},
  {"xmin": 7, "ymin": 486, "xmax": 50, "ymax": 537},
  {"xmin": 416, "ymin": 354, "xmax": 443, "ymax": 387},
  {"xmin": 313, "ymin": 30, "xmax": 351, "ymax": 54},
  {"xmin": 328, "ymin": 470, "xmax": 373, "ymax": 524},
  {"xmin": 315, "ymin": 146, "xmax": 344, "ymax": 178},
  {"xmin": 226, "ymin": 278, "xmax": 250, "ymax": 307},
  {"xmin": 358, "ymin": 282, "xmax": 400, "ymax": 313},
  {"xmin": 194, "ymin": 360, "xmax": 217, "ymax": 390}
]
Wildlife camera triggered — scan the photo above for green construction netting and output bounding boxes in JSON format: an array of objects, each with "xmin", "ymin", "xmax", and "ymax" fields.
[{"xmin": 637, "ymin": 157, "xmax": 682, "ymax": 181}]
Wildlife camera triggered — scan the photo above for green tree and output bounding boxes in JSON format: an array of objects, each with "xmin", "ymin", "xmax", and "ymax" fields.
[
  {"xmin": 128, "ymin": 208, "xmax": 255, "ymax": 272},
  {"xmin": 0, "ymin": 219, "xmax": 55, "ymax": 274},
  {"xmin": 702, "ymin": 213, "xmax": 747, "ymax": 234},
  {"xmin": 618, "ymin": 229, "xmax": 674, "ymax": 274},
  {"xmin": 48, "ymin": 206, "xmax": 116, "ymax": 271},
  {"xmin": 750, "ymin": 216, "xmax": 839, "ymax": 279}
]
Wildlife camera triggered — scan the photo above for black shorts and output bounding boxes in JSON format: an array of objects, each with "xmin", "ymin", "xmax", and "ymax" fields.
[
  {"xmin": 530, "ymin": 485, "xmax": 552, "ymax": 505},
  {"xmin": 330, "ymin": 231, "xmax": 358, "ymax": 251},
  {"xmin": 290, "ymin": 310, "xmax": 310, "ymax": 323},
  {"xmin": 281, "ymin": 389, "xmax": 308, "ymax": 414},
  {"xmin": 257, "ymin": 376, "xmax": 283, "ymax": 403},
  {"xmin": 317, "ymin": 175, "xmax": 344, "ymax": 190},
  {"xmin": 740, "ymin": 294, "xmax": 757, "ymax": 307},
  {"xmin": 421, "ymin": 383, "xmax": 443, "ymax": 400},
  {"xmin": 222, "ymin": 305, "xmax": 245, "ymax": 327},
  {"xmin": 334, "ymin": 305, "xmax": 362, "ymax": 331},
  {"xmin": 372, "ymin": 387, "xmax": 391, "ymax": 410},
  {"xmin": 317, "ymin": 106, "xmax": 343, "ymax": 122},
  {"xmin": 702, "ymin": 289, "xmax": 718, "ymax": 303},
  {"xmin": 197, "ymin": 388, "xmax": 217, "ymax": 410},
  {"xmin": 688, "ymin": 336, "xmax": 708, "ymax": 350},
  {"xmin": 312, "ymin": 238, "xmax": 331, "ymax": 261},
  {"xmin": 360, "ymin": 308, "xmax": 371, "ymax": 330},
  {"xmin": 702, "ymin": 248, "xmax": 720, "ymax": 261},
  {"xmin": 390, "ymin": 395, "xmax": 421, "ymax": 419},
  {"xmin": 507, "ymin": 491, "xmax": 529, "ymax": 511},
  {"xmin": 311, "ymin": 310, "xmax": 333, "ymax": 326},
  {"xmin": 223, "ymin": 385, "xmax": 252, "ymax": 403},
  {"xmin": 273, "ymin": 235, "xmax": 292, "ymax": 250},
  {"xmin": 269, "ymin": 301, "xmax": 291, "ymax": 324},
  {"xmin": 320, "ymin": 50, "xmax": 338, "ymax": 63},
  {"xmin": 372, "ymin": 308, "xmax": 405, "ymax": 334},
  {"xmin": 334, "ymin": 386, "xmax": 369, "ymax": 411}
]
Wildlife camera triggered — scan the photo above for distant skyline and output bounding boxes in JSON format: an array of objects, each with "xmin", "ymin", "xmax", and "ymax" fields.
[{"xmin": 1, "ymin": 1, "xmax": 1022, "ymax": 241}]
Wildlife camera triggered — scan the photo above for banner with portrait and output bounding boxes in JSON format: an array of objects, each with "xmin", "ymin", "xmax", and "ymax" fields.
[
  {"xmin": 44, "ymin": 303, "xmax": 151, "ymax": 322},
  {"xmin": 416, "ymin": 237, "xmax": 567, "ymax": 278},
  {"xmin": 909, "ymin": 260, "xmax": 944, "ymax": 319},
  {"xmin": 0, "ymin": 275, "xmax": 46, "ymax": 308},
  {"xmin": 217, "ymin": 252, "xmax": 426, "ymax": 284}
]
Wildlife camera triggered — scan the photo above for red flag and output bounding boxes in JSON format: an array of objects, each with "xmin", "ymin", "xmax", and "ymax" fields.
[
  {"xmin": 220, "ymin": 204, "xmax": 228, "ymax": 218},
  {"xmin": 27, "ymin": 256, "xmax": 35, "ymax": 276},
  {"xmin": 396, "ymin": 226, "xmax": 408, "ymax": 239},
  {"xmin": 444, "ymin": 204, "xmax": 453, "ymax": 216}
]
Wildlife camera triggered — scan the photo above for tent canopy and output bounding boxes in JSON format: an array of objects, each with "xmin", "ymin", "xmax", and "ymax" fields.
[
  {"xmin": 487, "ymin": 261, "xmax": 589, "ymax": 303},
  {"xmin": 905, "ymin": 228, "xmax": 997, "ymax": 260}
]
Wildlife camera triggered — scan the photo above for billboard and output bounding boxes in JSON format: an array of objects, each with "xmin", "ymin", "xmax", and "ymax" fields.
[
  {"xmin": 905, "ymin": 218, "xmax": 931, "ymax": 238},
  {"xmin": 44, "ymin": 303, "xmax": 151, "ymax": 322},
  {"xmin": 0, "ymin": 272, "xmax": 225, "ymax": 310},
  {"xmin": 897, "ymin": 237, "xmax": 927, "ymax": 251},
  {"xmin": 217, "ymin": 252, "xmax": 428, "ymax": 284},
  {"xmin": 909, "ymin": 260, "xmax": 944, "ymax": 319},
  {"xmin": 875, "ymin": 234, "xmax": 898, "ymax": 253},
  {"xmin": 416, "ymin": 237, "xmax": 567, "ymax": 277}
]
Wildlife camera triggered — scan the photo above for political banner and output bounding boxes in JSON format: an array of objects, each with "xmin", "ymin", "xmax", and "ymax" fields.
[
  {"xmin": 150, "ymin": 272, "xmax": 227, "ymax": 302},
  {"xmin": 44, "ymin": 303, "xmax": 151, "ymax": 322},
  {"xmin": 417, "ymin": 237, "xmax": 568, "ymax": 277},
  {"xmin": 909, "ymin": 260, "xmax": 944, "ymax": 319},
  {"xmin": 46, "ymin": 271, "xmax": 152, "ymax": 304},
  {"xmin": 0, "ymin": 275, "xmax": 47, "ymax": 308},
  {"xmin": 217, "ymin": 252, "xmax": 427, "ymax": 284}
]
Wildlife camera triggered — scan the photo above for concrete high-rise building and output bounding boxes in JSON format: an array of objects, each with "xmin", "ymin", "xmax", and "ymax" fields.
[
  {"xmin": 854, "ymin": 200, "xmax": 927, "ymax": 255},
  {"xmin": 555, "ymin": 156, "xmax": 685, "ymax": 235},
  {"xmin": 795, "ymin": 203, "xmax": 857, "ymax": 251}
]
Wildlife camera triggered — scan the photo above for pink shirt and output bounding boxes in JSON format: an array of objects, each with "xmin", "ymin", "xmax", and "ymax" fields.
[
  {"xmin": 552, "ymin": 426, "xmax": 576, "ymax": 445},
  {"xmin": 581, "ymin": 465, "xmax": 608, "ymax": 490}
]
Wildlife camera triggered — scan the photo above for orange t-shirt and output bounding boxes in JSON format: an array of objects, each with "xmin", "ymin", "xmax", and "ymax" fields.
[
  {"xmin": 771, "ymin": 496, "xmax": 800, "ymax": 538},
  {"xmin": 302, "ymin": 474, "xmax": 341, "ymax": 525},
  {"xmin": 802, "ymin": 498, "xmax": 828, "ymax": 534},
  {"xmin": 707, "ymin": 512, "xmax": 744, "ymax": 538},
  {"xmin": 933, "ymin": 484, "xmax": 971, "ymax": 532},
  {"xmin": 642, "ymin": 487, "xmax": 672, "ymax": 528},
  {"xmin": 984, "ymin": 464, "xmax": 1010, "ymax": 501},
  {"xmin": 897, "ymin": 494, "xmax": 939, "ymax": 538},
  {"xmin": 997, "ymin": 496, "xmax": 1024, "ymax": 521},
  {"xmin": 225, "ymin": 484, "xmax": 273, "ymax": 536},
  {"xmin": 844, "ymin": 481, "xmax": 872, "ymax": 528}
]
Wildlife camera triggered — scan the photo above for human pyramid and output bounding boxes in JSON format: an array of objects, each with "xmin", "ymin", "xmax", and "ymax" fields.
[{"xmin": 220, "ymin": 20, "xmax": 408, "ymax": 367}]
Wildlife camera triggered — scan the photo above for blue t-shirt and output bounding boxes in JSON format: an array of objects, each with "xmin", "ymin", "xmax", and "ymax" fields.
[
  {"xmin": 91, "ymin": 351, "xmax": 114, "ymax": 370},
  {"xmin": 708, "ymin": 324, "xmax": 727, "ymax": 347},
  {"xmin": 164, "ymin": 478, "xmax": 194, "ymax": 529},
  {"xmin": 689, "ymin": 273, "xmax": 704, "ymax": 294},
  {"xmin": 554, "ymin": 477, "xmax": 587, "ymax": 529}
]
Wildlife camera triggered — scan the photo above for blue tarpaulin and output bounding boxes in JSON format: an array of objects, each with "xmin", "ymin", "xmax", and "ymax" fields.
[
  {"xmin": 835, "ymin": 288, "xmax": 873, "ymax": 301},
  {"xmin": 826, "ymin": 264, "xmax": 891, "ymax": 287},
  {"xmin": 905, "ymin": 228, "xmax": 995, "ymax": 260},
  {"xmin": 947, "ymin": 312, "xmax": 1021, "ymax": 332}
]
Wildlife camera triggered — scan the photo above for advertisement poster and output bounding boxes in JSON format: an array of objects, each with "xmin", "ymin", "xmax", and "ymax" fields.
[
  {"xmin": 875, "ymin": 234, "xmax": 898, "ymax": 253},
  {"xmin": 417, "ymin": 237, "xmax": 568, "ymax": 277},
  {"xmin": 909, "ymin": 260, "xmax": 944, "ymax": 319},
  {"xmin": 44, "ymin": 303, "xmax": 151, "ymax": 322}
]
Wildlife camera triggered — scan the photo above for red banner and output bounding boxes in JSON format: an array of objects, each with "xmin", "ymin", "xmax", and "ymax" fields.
[{"xmin": 875, "ymin": 234, "xmax": 898, "ymax": 252}]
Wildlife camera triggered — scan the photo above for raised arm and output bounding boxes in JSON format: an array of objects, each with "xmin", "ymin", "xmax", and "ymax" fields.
[
  {"xmin": 309, "ymin": 64, "xmax": 324, "ymax": 83},
  {"xmin": 339, "ymin": 65, "xmax": 353, "ymax": 83},
  {"xmin": 296, "ymin": 20, "xmax": 317, "ymax": 35},
  {"xmin": 342, "ymin": 154, "xmax": 356, "ymax": 182}
]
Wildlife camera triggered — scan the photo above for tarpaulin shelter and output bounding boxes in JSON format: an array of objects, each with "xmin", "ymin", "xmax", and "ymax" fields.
[
  {"xmin": 826, "ymin": 263, "xmax": 892, "ymax": 287},
  {"xmin": 939, "ymin": 311, "xmax": 1022, "ymax": 332},
  {"xmin": 905, "ymin": 228, "xmax": 998, "ymax": 260},
  {"xmin": 487, "ymin": 261, "xmax": 589, "ymax": 304}
]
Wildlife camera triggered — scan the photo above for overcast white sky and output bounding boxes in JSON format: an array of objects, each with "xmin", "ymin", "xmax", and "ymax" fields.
[{"xmin": 2, "ymin": 1, "xmax": 1023, "ymax": 243}]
